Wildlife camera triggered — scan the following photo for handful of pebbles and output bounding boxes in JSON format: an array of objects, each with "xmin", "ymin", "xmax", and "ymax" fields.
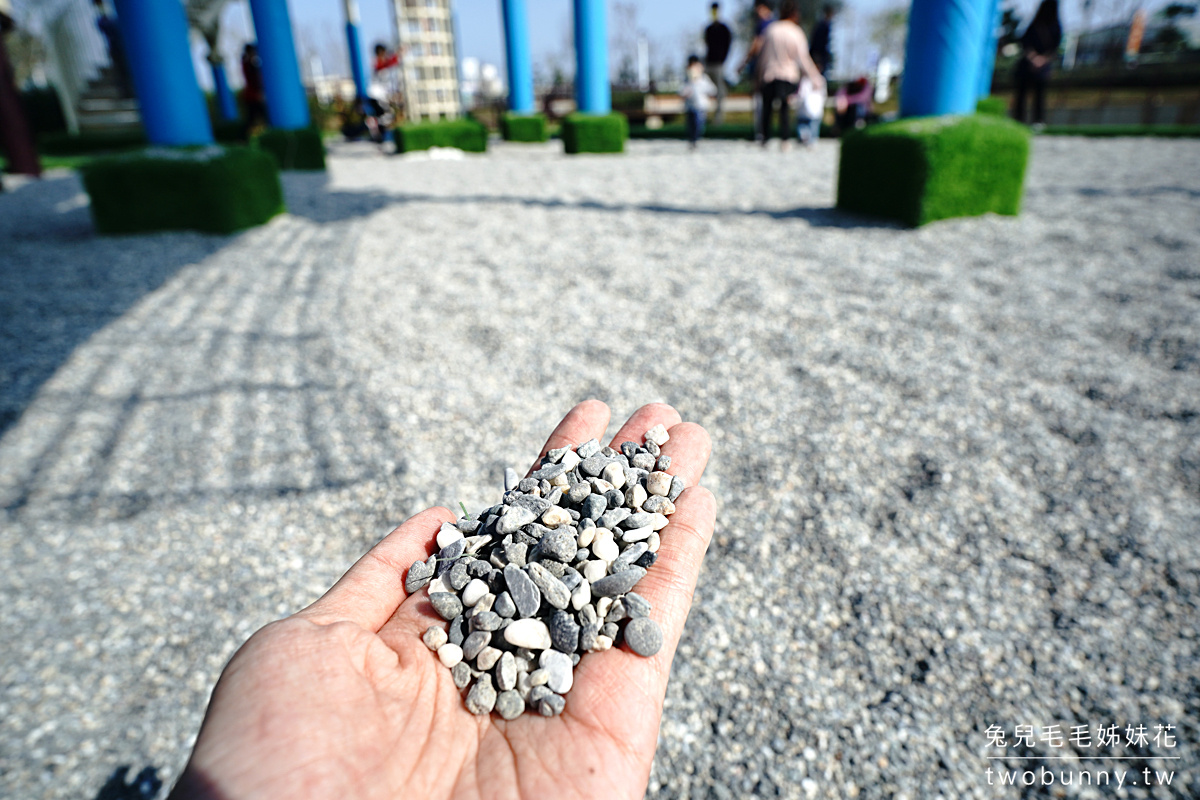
[{"xmin": 405, "ymin": 425, "xmax": 684, "ymax": 720}]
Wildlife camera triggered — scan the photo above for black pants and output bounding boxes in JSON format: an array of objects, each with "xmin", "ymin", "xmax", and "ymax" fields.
[
  {"xmin": 760, "ymin": 79, "xmax": 799, "ymax": 141},
  {"xmin": 1013, "ymin": 60, "xmax": 1048, "ymax": 124}
]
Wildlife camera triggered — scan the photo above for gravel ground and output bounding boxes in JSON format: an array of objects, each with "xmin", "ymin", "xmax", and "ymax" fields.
[{"xmin": 1, "ymin": 136, "xmax": 1198, "ymax": 799}]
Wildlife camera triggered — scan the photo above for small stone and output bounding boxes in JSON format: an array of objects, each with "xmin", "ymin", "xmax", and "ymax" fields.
[
  {"xmin": 476, "ymin": 646, "xmax": 502, "ymax": 670},
  {"xmin": 598, "ymin": 507, "xmax": 631, "ymax": 529},
  {"xmin": 621, "ymin": 526, "xmax": 652, "ymax": 544},
  {"xmin": 576, "ymin": 438, "xmax": 601, "ymax": 459},
  {"xmin": 595, "ymin": 597, "xmax": 613, "ymax": 619},
  {"xmin": 517, "ymin": 478, "xmax": 538, "ymax": 493},
  {"xmin": 620, "ymin": 441, "xmax": 638, "ymax": 458},
  {"xmin": 571, "ymin": 579, "xmax": 592, "ymax": 610},
  {"xmin": 582, "ymin": 559, "xmax": 608, "ymax": 583},
  {"xmin": 470, "ymin": 611, "xmax": 503, "ymax": 632},
  {"xmin": 462, "ymin": 630, "xmax": 491, "ymax": 661},
  {"xmin": 591, "ymin": 634, "xmax": 613, "ymax": 652},
  {"xmin": 568, "ymin": 482, "xmax": 592, "ymax": 504},
  {"xmin": 527, "ymin": 562, "xmax": 571, "ymax": 609},
  {"xmin": 423, "ymin": 626, "xmax": 448, "ymax": 651},
  {"xmin": 452, "ymin": 661, "xmax": 473, "ymax": 689},
  {"xmin": 624, "ymin": 592, "xmax": 652, "ymax": 618},
  {"xmin": 601, "ymin": 446, "xmax": 618, "ymax": 458},
  {"xmin": 573, "ymin": 548, "xmax": 590, "ymax": 563},
  {"xmin": 592, "ymin": 566, "xmax": 647, "ymax": 597},
  {"xmin": 548, "ymin": 609, "xmax": 581, "ymax": 653},
  {"xmin": 448, "ymin": 559, "xmax": 472, "ymax": 591},
  {"xmin": 496, "ymin": 651, "xmax": 518, "ymax": 691},
  {"xmin": 504, "ymin": 564, "xmax": 542, "ymax": 617},
  {"xmin": 579, "ymin": 621, "xmax": 601, "ymax": 652},
  {"xmin": 473, "ymin": 592, "xmax": 496, "ymax": 615},
  {"xmin": 581, "ymin": 493, "xmax": 607, "ymax": 521},
  {"xmin": 467, "ymin": 559, "xmax": 493, "ymax": 579},
  {"xmin": 655, "ymin": 454, "xmax": 672, "ymax": 471},
  {"xmin": 528, "ymin": 685, "xmax": 552, "ymax": 705},
  {"xmin": 462, "ymin": 578, "xmax": 489, "ymax": 607},
  {"xmin": 545, "ymin": 486, "xmax": 564, "ymax": 506},
  {"xmin": 641, "ymin": 495, "xmax": 674, "ymax": 515},
  {"xmin": 529, "ymin": 668, "xmax": 550, "ymax": 686},
  {"xmin": 465, "ymin": 674, "xmax": 497, "ymax": 715},
  {"xmin": 504, "ymin": 618, "xmax": 552, "ymax": 650},
  {"xmin": 635, "ymin": 551, "xmax": 658, "ymax": 569},
  {"xmin": 601, "ymin": 462, "xmax": 626, "ymax": 489},
  {"xmin": 539, "ymin": 693, "xmax": 566, "ymax": 717},
  {"xmin": 623, "ymin": 617, "xmax": 663, "ymax": 656},
  {"xmin": 613, "ymin": 542, "xmax": 649, "ymax": 573},
  {"xmin": 605, "ymin": 489, "xmax": 625, "ymax": 508},
  {"xmin": 647, "ymin": 531, "xmax": 661, "ymax": 553},
  {"xmin": 504, "ymin": 542, "xmax": 528, "ymax": 567},
  {"xmin": 494, "ymin": 591, "xmax": 516, "ymax": 618},
  {"xmin": 644, "ymin": 424, "xmax": 670, "ymax": 446},
  {"xmin": 437, "ymin": 522, "xmax": 465, "ymax": 549},
  {"xmin": 540, "ymin": 529, "xmax": 578, "ymax": 562},
  {"xmin": 580, "ymin": 455, "xmax": 609, "ymax": 477},
  {"xmin": 539, "ymin": 648, "xmax": 574, "ymax": 693},
  {"xmin": 600, "ymin": 622, "xmax": 619, "ymax": 641},
  {"xmin": 591, "ymin": 530, "xmax": 620, "ymax": 563},
  {"xmin": 644, "ymin": 440, "xmax": 660, "ymax": 457},
  {"xmin": 448, "ymin": 614, "xmax": 465, "ymax": 646},
  {"xmin": 405, "ymin": 558, "xmax": 435, "ymax": 594},
  {"xmin": 587, "ymin": 477, "xmax": 615, "ymax": 494},
  {"xmin": 646, "ymin": 471, "xmax": 672, "ymax": 497},
  {"xmin": 560, "ymin": 568, "xmax": 583, "ymax": 591},
  {"xmin": 559, "ymin": 449, "xmax": 582, "ymax": 471},
  {"xmin": 668, "ymin": 474, "xmax": 687, "ymax": 501},
  {"xmin": 457, "ymin": 517, "xmax": 482, "ymax": 534},
  {"xmin": 546, "ymin": 446, "xmax": 569, "ymax": 464},
  {"xmin": 436, "ymin": 539, "xmax": 466, "ymax": 576},
  {"xmin": 577, "ymin": 526, "xmax": 596, "ymax": 548},
  {"xmin": 505, "ymin": 467, "xmax": 521, "ymax": 490},
  {"xmin": 631, "ymin": 452, "xmax": 656, "ymax": 471},
  {"xmin": 625, "ymin": 483, "xmax": 648, "ymax": 510},
  {"xmin": 497, "ymin": 505, "xmax": 536, "ymax": 535},
  {"xmin": 437, "ymin": 642, "xmax": 464, "ymax": 668},
  {"xmin": 531, "ymin": 462, "xmax": 567, "ymax": 482},
  {"xmin": 430, "ymin": 592, "xmax": 464, "ymax": 621},
  {"xmin": 605, "ymin": 599, "xmax": 628, "ymax": 623},
  {"xmin": 542, "ymin": 506, "xmax": 572, "ymax": 527},
  {"xmin": 428, "ymin": 577, "xmax": 449, "ymax": 596},
  {"xmin": 495, "ymin": 690, "xmax": 525, "ymax": 720},
  {"xmin": 623, "ymin": 511, "xmax": 655, "ymax": 529}
]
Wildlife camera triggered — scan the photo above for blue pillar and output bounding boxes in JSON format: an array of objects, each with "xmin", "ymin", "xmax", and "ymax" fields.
[
  {"xmin": 111, "ymin": 0, "xmax": 213, "ymax": 146},
  {"xmin": 501, "ymin": 0, "xmax": 535, "ymax": 113},
  {"xmin": 899, "ymin": 0, "xmax": 990, "ymax": 116},
  {"xmin": 977, "ymin": 0, "xmax": 1002, "ymax": 99},
  {"xmin": 572, "ymin": 0, "xmax": 610, "ymax": 114},
  {"xmin": 247, "ymin": 0, "xmax": 310, "ymax": 129},
  {"xmin": 211, "ymin": 60, "xmax": 238, "ymax": 121},
  {"xmin": 342, "ymin": 0, "xmax": 368, "ymax": 100}
]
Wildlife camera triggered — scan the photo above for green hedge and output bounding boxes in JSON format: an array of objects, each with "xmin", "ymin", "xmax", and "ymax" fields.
[
  {"xmin": 501, "ymin": 113, "xmax": 548, "ymax": 142},
  {"xmin": 80, "ymin": 145, "xmax": 284, "ymax": 235},
  {"xmin": 395, "ymin": 118, "xmax": 489, "ymax": 153},
  {"xmin": 1039, "ymin": 124, "xmax": 1200, "ymax": 138},
  {"xmin": 561, "ymin": 112, "xmax": 628, "ymax": 154},
  {"xmin": 837, "ymin": 114, "xmax": 1030, "ymax": 227},
  {"xmin": 253, "ymin": 127, "xmax": 326, "ymax": 170},
  {"xmin": 975, "ymin": 96, "xmax": 1008, "ymax": 116}
]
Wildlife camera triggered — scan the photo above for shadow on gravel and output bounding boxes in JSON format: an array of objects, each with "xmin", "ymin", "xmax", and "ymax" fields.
[{"xmin": 0, "ymin": 174, "xmax": 231, "ymax": 438}]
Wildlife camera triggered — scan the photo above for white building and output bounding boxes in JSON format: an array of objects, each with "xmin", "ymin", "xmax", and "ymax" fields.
[{"xmin": 392, "ymin": 0, "xmax": 461, "ymax": 121}]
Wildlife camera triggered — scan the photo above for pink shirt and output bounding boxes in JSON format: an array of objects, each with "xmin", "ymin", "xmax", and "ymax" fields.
[{"xmin": 757, "ymin": 20, "xmax": 808, "ymax": 84}]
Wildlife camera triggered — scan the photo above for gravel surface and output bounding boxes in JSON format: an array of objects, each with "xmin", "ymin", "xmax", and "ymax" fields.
[{"xmin": 2, "ymin": 136, "xmax": 1198, "ymax": 799}]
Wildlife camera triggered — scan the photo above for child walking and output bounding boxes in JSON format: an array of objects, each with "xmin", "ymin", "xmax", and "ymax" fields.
[
  {"xmin": 680, "ymin": 55, "xmax": 718, "ymax": 149},
  {"xmin": 795, "ymin": 75, "xmax": 825, "ymax": 148}
]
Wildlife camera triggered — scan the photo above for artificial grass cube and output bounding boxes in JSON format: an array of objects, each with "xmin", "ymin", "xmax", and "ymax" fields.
[
  {"xmin": 501, "ymin": 113, "xmax": 548, "ymax": 142},
  {"xmin": 80, "ymin": 145, "xmax": 284, "ymax": 235},
  {"xmin": 975, "ymin": 96, "xmax": 1008, "ymax": 116},
  {"xmin": 253, "ymin": 127, "xmax": 326, "ymax": 170},
  {"xmin": 836, "ymin": 114, "xmax": 1030, "ymax": 227},
  {"xmin": 561, "ymin": 112, "xmax": 628, "ymax": 154},
  {"xmin": 395, "ymin": 119, "xmax": 489, "ymax": 153}
]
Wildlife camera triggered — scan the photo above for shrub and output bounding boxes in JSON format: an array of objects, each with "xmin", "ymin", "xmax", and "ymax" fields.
[
  {"xmin": 836, "ymin": 114, "xmax": 1030, "ymax": 227},
  {"xmin": 560, "ymin": 112, "xmax": 628, "ymax": 154},
  {"xmin": 80, "ymin": 145, "xmax": 284, "ymax": 235},
  {"xmin": 39, "ymin": 129, "xmax": 148, "ymax": 156},
  {"xmin": 253, "ymin": 127, "xmax": 326, "ymax": 170},
  {"xmin": 501, "ymin": 113, "xmax": 548, "ymax": 142},
  {"xmin": 975, "ymin": 96, "xmax": 1008, "ymax": 116},
  {"xmin": 395, "ymin": 118, "xmax": 489, "ymax": 153}
]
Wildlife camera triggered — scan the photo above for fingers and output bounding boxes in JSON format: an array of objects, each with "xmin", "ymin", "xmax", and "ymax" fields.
[
  {"xmin": 606, "ymin": 403, "xmax": 683, "ymax": 453},
  {"xmin": 656, "ymin": 421, "xmax": 712, "ymax": 488},
  {"xmin": 527, "ymin": 399, "xmax": 611, "ymax": 475},
  {"xmin": 298, "ymin": 506, "xmax": 454, "ymax": 631}
]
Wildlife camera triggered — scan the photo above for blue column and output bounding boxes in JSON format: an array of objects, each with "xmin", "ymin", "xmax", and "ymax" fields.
[
  {"xmin": 572, "ymin": 0, "xmax": 610, "ymax": 114},
  {"xmin": 111, "ymin": 0, "xmax": 213, "ymax": 146},
  {"xmin": 977, "ymin": 0, "xmax": 1002, "ymax": 99},
  {"xmin": 248, "ymin": 0, "xmax": 310, "ymax": 129},
  {"xmin": 899, "ymin": 0, "xmax": 990, "ymax": 116},
  {"xmin": 501, "ymin": 0, "xmax": 534, "ymax": 113},
  {"xmin": 211, "ymin": 60, "xmax": 238, "ymax": 121},
  {"xmin": 342, "ymin": 0, "xmax": 368, "ymax": 100}
]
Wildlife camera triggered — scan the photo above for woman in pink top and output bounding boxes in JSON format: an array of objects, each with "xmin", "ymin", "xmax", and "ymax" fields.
[{"xmin": 756, "ymin": 0, "xmax": 825, "ymax": 148}]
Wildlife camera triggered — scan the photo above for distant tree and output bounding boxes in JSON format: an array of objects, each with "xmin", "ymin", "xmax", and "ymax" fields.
[{"xmin": 868, "ymin": 5, "xmax": 908, "ymax": 63}]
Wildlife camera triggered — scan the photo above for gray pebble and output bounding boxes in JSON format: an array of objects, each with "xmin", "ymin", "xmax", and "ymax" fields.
[
  {"xmin": 560, "ymin": 568, "xmax": 583, "ymax": 591},
  {"xmin": 430, "ymin": 592, "xmax": 464, "ymax": 621},
  {"xmin": 655, "ymin": 454, "xmax": 671, "ymax": 471},
  {"xmin": 576, "ymin": 439, "xmax": 601, "ymax": 459},
  {"xmin": 405, "ymin": 557, "xmax": 435, "ymax": 593},
  {"xmin": 511, "ymin": 494, "xmax": 552, "ymax": 516},
  {"xmin": 504, "ymin": 564, "xmax": 542, "ymax": 617},
  {"xmin": 549, "ymin": 609, "xmax": 581, "ymax": 653},
  {"xmin": 599, "ymin": 507, "xmax": 631, "ymax": 529},
  {"xmin": 504, "ymin": 542, "xmax": 528, "ymax": 568},
  {"xmin": 624, "ymin": 592, "xmax": 652, "ymax": 618},
  {"xmin": 452, "ymin": 661, "xmax": 474, "ymax": 689},
  {"xmin": 578, "ymin": 517, "xmax": 596, "ymax": 530},
  {"xmin": 528, "ymin": 684, "xmax": 553, "ymax": 705},
  {"xmin": 462, "ymin": 630, "xmax": 491, "ymax": 661},
  {"xmin": 470, "ymin": 611, "xmax": 503, "ymax": 632},
  {"xmin": 600, "ymin": 622, "xmax": 619, "ymax": 641},
  {"xmin": 668, "ymin": 474, "xmax": 686, "ymax": 501},
  {"xmin": 546, "ymin": 445, "xmax": 569, "ymax": 463},
  {"xmin": 448, "ymin": 559, "xmax": 471, "ymax": 591},
  {"xmin": 644, "ymin": 439, "xmax": 661, "ymax": 457},
  {"xmin": 623, "ymin": 617, "xmax": 663, "ymax": 657},
  {"xmin": 605, "ymin": 489, "xmax": 625, "ymax": 508},
  {"xmin": 457, "ymin": 517, "xmax": 482, "ymax": 534},
  {"xmin": 568, "ymin": 482, "xmax": 592, "ymax": 504},
  {"xmin": 620, "ymin": 441, "xmax": 638, "ymax": 458},
  {"xmin": 540, "ymin": 529, "xmax": 577, "ymax": 562},
  {"xmin": 448, "ymin": 615, "xmax": 465, "ymax": 646},
  {"xmin": 580, "ymin": 455, "xmax": 609, "ymax": 477},
  {"xmin": 530, "ymin": 462, "xmax": 567, "ymax": 482},
  {"xmin": 591, "ymin": 566, "xmax": 647, "ymax": 597},
  {"xmin": 436, "ymin": 539, "xmax": 466, "ymax": 576},
  {"xmin": 631, "ymin": 452, "xmax": 656, "ymax": 471},
  {"xmin": 517, "ymin": 477, "xmax": 538, "ymax": 493},
  {"xmin": 581, "ymin": 493, "xmax": 607, "ymax": 521},
  {"xmin": 623, "ymin": 511, "xmax": 656, "ymax": 529},
  {"xmin": 467, "ymin": 559, "xmax": 493, "ymax": 579},
  {"xmin": 494, "ymin": 591, "xmax": 516, "ymax": 618},
  {"xmin": 495, "ymin": 651, "xmax": 517, "ymax": 691},
  {"xmin": 605, "ymin": 599, "xmax": 628, "ymax": 624},
  {"xmin": 612, "ymin": 542, "xmax": 649, "ymax": 573},
  {"xmin": 497, "ymin": 506, "xmax": 536, "ymax": 535},
  {"xmin": 466, "ymin": 674, "xmax": 498, "ymax": 715},
  {"xmin": 641, "ymin": 495, "xmax": 672, "ymax": 514},
  {"xmin": 495, "ymin": 690, "xmax": 524, "ymax": 720},
  {"xmin": 527, "ymin": 562, "xmax": 571, "ymax": 609},
  {"xmin": 539, "ymin": 693, "xmax": 566, "ymax": 716},
  {"xmin": 476, "ymin": 646, "xmax": 502, "ymax": 671}
]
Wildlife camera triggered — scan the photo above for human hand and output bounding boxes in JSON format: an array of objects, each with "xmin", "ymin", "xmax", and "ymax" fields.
[{"xmin": 169, "ymin": 401, "xmax": 715, "ymax": 800}]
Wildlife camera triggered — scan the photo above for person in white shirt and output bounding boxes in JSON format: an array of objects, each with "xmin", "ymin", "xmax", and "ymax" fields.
[
  {"xmin": 756, "ymin": 0, "xmax": 825, "ymax": 149},
  {"xmin": 679, "ymin": 55, "xmax": 718, "ymax": 149}
]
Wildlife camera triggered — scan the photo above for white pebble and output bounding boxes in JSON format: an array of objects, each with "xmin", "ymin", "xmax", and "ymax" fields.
[
  {"xmin": 436, "ymin": 523, "xmax": 465, "ymax": 549},
  {"xmin": 423, "ymin": 626, "xmax": 448, "ymax": 651},
  {"xmin": 427, "ymin": 577, "xmax": 448, "ymax": 595},
  {"xmin": 601, "ymin": 462, "xmax": 626, "ymax": 489},
  {"xmin": 648, "ymin": 531, "xmax": 661, "ymax": 553},
  {"xmin": 571, "ymin": 579, "xmax": 592, "ymax": 610},
  {"xmin": 476, "ymin": 647, "xmax": 502, "ymax": 670},
  {"xmin": 592, "ymin": 531, "xmax": 620, "ymax": 563},
  {"xmin": 504, "ymin": 618, "xmax": 552, "ymax": 650},
  {"xmin": 627, "ymin": 483, "xmax": 648, "ymax": 510},
  {"xmin": 622, "ymin": 526, "xmax": 652, "ymax": 543},
  {"xmin": 461, "ymin": 578, "xmax": 489, "ymax": 607},
  {"xmin": 595, "ymin": 597, "xmax": 613, "ymax": 618},
  {"xmin": 529, "ymin": 668, "xmax": 550, "ymax": 686},
  {"xmin": 644, "ymin": 424, "xmax": 670, "ymax": 446},
  {"xmin": 592, "ymin": 634, "xmax": 614, "ymax": 651},
  {"xmin": 583, "ymin": 560, "xmax": 608, "ymax": 583},
  {"xmin": 649, "ymin": 512, "xmax": 670, "ymax": 530},
  {"xmin": 560, "ymin": 449, "xmax": 582, "ymax": 471},
  {"xmin": 577, "ymin": 527, "xmax": 596, "ymax": 548},
  {"xmin": 550, "ymin": 472, "xmax": 569, "ymax": 487},
  {"xmin": 542, "ymin": 506, "xmax": 572, "ymax": 527},
  {"xmin": 646, "ymin": 471, "xmax": 672, "ymax": 496},
  {"xmin": 437, "ymin": 643, "xmax": 463, "ymax": 668},
  {"xmin": 588, "ymin": 478, "xmax": 615, "ymax": 494}
]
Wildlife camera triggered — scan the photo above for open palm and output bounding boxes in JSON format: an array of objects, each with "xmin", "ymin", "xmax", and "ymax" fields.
[{"xmin": 170, "ymin": 401, "xmax": 715, "ymax": 800}]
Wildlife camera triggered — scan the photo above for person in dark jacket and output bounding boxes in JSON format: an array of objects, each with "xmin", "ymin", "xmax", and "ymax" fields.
[
  {"xmin": 703, "ymin": 3, "xmax": 732, "ymax": 124},
  {"xmin": 1012, "ymin": 0, "xmax": 1062, "ymax": 126},
  {"xmin": 241, "ymin": 43, "xmax": 267, "ymax": 138},
  {"xmin": 809, "ymin": 4, "xmax": 835, "ymax": 75}
]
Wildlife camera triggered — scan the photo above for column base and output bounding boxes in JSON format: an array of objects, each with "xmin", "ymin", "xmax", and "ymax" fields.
[
  {"xmin": 561, "ymin": 112, "xmax": 627, "ymax": 154},
  {"xmin": 394, "ymin": 119, "xmax": 489, "ymax": 153},
  {"xmin": 501, "ymin": 113, "xmax": 548, "ymax": 143},
  {"xmin": 254, "ymin": 128, "xmax": 327, "ymax": 170},
  {"xmin": 836, "ymin": 114, "xmax": 1029, "ymax": 227}
]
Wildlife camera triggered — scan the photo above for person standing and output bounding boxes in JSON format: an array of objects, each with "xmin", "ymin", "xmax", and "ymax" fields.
[
  {"xmin": 1012, "ymin": 0, "xmax": 1061, "ymax": 128},
  {"xmin": 241, "ymin": 43, "xmax": 267, "ymax": 138},
  {"xmin": 680, "ymin": 55, "xmax": 718, "ymax": 149},
  {"xmin": 739, "ymin": 0, "xmax": 777, "ymax": 143},
  {"xmin": 809, "ymin": 4, "xmax": 835, "ymax": 75},
  {"xmin": 756, "ymin": 0, "xmax": 825, "ymax": 150},
  {"xmin": 703, "ymin": 2, "xmax": 732, "ymax": 125},
  {"xmin": 92, "ymin": 0, "xmax": 132, "ymax": 96}
]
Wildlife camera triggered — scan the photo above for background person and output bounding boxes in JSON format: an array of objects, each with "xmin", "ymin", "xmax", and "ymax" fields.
[
  {"xmin": 1012, "ymin": 0, "xmax": 1062, "ymax": 127},
  {"xmin": 739, "ymin": 0, "xmax": 777, "ymax": 143},
  {"xmin": 680, "ymin": 54, "xmax": 718, "ymax": 149},
  {"xmin": 240, "ymin": 43, "xmax": 267, "ymax": 138},
  {"xmin": 756, "ymin": 0, "xmax": 825, "ymax": 150},
  {"xmin": 809, "ymin": 4, "xmax": 835, "ymax": 75},
  {"xmin": 703, "ymin": 2, "xmax": 732, "ymax": 125}
]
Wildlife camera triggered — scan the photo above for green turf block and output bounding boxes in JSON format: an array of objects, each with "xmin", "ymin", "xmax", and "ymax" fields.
[
  {"xmin": 253, "ymin": 127, "xmax": 326, "ymax": 170},
  {"xmin": 501, "ymin": 113, "xmax": 548, "ymax": 142},
  {"xmin": 560, "ymin": 112, "xmax": 628, "ymax": 154},
  {"xmin": 836, "ymin": 114, "xmax": 1030, "ymax": 227},
  {"xmin": 80, "ymin": 145, "xmax": 285, "ymax": 235},
  {"xmin": 395, "ymin": 119, "xmax": 489, "ymax": 153},
  {"xmin": 975, "ymin": 96, "xmax": 1008, "ymax": 116}
]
